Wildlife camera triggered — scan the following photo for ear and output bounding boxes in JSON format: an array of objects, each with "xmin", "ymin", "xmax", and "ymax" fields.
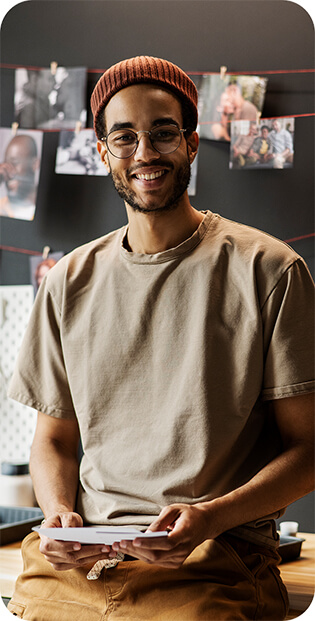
[
  {"xmin": 186, "ymin": 131, "xmax": 199, "ymax": 164},
  {"xmin": 97, "ymin": 140, "xmax": 111, "ymax": 174}
]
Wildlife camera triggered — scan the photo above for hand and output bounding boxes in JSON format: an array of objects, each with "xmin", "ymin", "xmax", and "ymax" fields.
[
  {"xmin": 38, "ymin": 511, "xmax": 112, "ymax": 571},
  {"xmin": 0, "ymin": 162, "xmax": 16, "ymax": 185},
  {"xmin": 112, "ymin": 503, "xmax": 215, "ymax": 569}
]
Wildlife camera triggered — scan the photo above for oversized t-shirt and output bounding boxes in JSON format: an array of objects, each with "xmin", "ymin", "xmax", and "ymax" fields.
[{"xmin": 8, "ymin": 211, "xmax": 315, "ymax": 548}]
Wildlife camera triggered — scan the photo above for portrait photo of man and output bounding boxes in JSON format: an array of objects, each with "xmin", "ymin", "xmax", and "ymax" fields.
[{"xmin": 0, "ymin": 129, "xmax": 43, "ymax": 220}]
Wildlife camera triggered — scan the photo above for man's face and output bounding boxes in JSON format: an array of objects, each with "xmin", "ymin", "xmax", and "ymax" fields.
[
  {"xmin": 5, "ymin": 137, "xmax": 37, "ymax": 203},
  {"xmin": 261, "ymin": 128, "xmax": 269, "ymax": 139},
  {"xmin": 97, "ymin": 84, "xmax": 198, "ymax": 214},
  {"xmin": 249, "ymin": 124, "xmax": 258, "ymax": 136},
  {"xmin": 273, "ymin": 120, "xmax": 280, "ymax": 133}
]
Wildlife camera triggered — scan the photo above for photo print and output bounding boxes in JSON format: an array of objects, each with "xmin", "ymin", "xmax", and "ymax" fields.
[
  {"xmin": 193, "ymin": 74, "xmax": 267, "ymax": 142},
  {"xmin": 14, "ymin": 66, "xmax": 87, "ymax": 130},
  {"xmin": 55, "ymin": 129, "xmax": 109, "ymax": 176},
  {"xmin": 0, "ymin": 128, "xmax": 43, "ymax": 220},
  {"xmin": 30, "ymin": 251, "xmax": 64, "ymax": 294},
  {"xmin": 229, "ymin": 117, "xmax": 295, "ymax": 170},
  {"xmin": 188, "ymin": 153, "xmax": 198, "ymax": 196}
]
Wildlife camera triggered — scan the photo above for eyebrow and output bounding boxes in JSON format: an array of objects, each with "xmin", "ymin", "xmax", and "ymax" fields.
[{"xmin": 108, "ymin": 117, "xmax": 180, "ymax": 134}]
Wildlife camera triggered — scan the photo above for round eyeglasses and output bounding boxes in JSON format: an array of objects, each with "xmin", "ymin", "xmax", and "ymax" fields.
[{"xmin": 101, "ymin": 125, "xmax": 187, "ymax": 159}]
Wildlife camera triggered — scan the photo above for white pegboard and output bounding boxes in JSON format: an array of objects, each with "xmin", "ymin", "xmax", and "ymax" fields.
[{"xmin": 0, "ymin": 285, "xmax": 37, "ymax": 462}]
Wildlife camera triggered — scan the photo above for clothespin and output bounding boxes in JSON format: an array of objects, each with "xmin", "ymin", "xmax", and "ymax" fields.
[
  {"xmin": 50, "ymin": 61, "xmax": 58, "ymax": 76},
  {"xmin": 42, "ymin": 246, "xmax": 50, "ymax": 260},
  {"xmin": 220, "ymin": 66, "xmax": 227, "ymax": 80},
  {"xmin": 256, "ymin": 110, "xmax": 262, "ymax": 126},
  {"xmin": 11, "ymin": 122, "xmax": 19, "ymax": 136},
  {"xmin": 75, "ymin": 121, "xmax": 82, "ymax": 135}
]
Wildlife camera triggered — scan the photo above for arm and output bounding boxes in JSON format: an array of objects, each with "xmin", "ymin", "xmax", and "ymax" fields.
[
  {"xmin": 31, "ymin": 412, "xmax": 112, "ymax": 570},
  {"xmin": 113, "ymin": 392, "xmax": 314, "ymax": 568},
  {"xmin": 30, "ymin": 411, "xmax": 80, "ymax": 517}
]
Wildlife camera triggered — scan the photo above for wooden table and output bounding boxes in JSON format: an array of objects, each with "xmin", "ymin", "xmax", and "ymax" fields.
[
  {"xmin": 1, "ymin": 533, "xmax": 314, "ymax": 616},
  {"xmin": 280, "ymin": 533, "xmax": 315, "ymax": 619}
]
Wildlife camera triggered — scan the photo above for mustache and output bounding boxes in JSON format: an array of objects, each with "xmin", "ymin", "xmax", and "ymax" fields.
[{"xmin": 127, "ymin": 162, "xmax": 174, "ymax": 176}]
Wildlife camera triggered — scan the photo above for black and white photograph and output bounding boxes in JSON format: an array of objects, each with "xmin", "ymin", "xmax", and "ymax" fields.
[
  {"xmin": 0, "ymin": 128, "xmax": 43, "ymax": 220},
  {"xmin": 29, "ymin": 252, "xmax": 64, "ymax": 294},
  {"xmin": 55, "ymin": 129, "xmax": 109, "ymax": 176},
  {"xmin": 14, "ymin": 66, "xmax": 87, "ymax": 129},
  {"xmin": 193, "ymin": 74, "xmax": 268, "ymax": 142},
  {"xmin": 229, "ymin": 117, "xmax": 295, "ymax": 169}
]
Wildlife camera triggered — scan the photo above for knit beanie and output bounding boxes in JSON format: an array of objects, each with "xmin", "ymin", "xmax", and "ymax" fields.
[{"xmin": 91, "ymin": 56, "xmax": 198, "ymax": 137}]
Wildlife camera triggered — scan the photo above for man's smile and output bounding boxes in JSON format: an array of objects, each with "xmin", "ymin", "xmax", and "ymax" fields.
[{"xmin": 134, "ymin": 169, "xmax": 166, "ymax": 181}]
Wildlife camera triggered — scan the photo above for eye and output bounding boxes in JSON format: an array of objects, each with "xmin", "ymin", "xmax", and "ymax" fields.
[
  {"xmin": 112, "ymin": 132, "xmax": 135, "ymax": 144},
  {"xmin": 154, "ymin": 127, "xmax": 178, "ymax": 141}
]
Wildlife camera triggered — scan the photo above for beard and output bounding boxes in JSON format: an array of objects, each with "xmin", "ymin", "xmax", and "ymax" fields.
[
  {"xmin": 109, "ymin": 157, "xmax": 191, "ymax": 214},
  {"xmin": 6, "ymin": 174, "xmax": 35, "ymax": 204}
]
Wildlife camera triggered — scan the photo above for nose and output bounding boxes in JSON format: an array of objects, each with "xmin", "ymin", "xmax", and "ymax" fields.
[{"xmin": 133, "ymin": 132, "xmax": 160, "ymax": 162}]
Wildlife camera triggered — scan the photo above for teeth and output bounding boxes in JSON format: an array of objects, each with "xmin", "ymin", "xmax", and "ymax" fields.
[{"xmin": 136, "ymin": 170, "xmax": 165, "ymax": 180}]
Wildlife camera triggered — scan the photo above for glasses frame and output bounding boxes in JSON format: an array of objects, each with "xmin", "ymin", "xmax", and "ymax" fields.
[{"xmin": 100, "ymin": 125, "xmax": 187, "ymax": 159}]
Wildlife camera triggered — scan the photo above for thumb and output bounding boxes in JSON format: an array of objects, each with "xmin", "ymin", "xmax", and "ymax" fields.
[
  {"xmin": 60, "ymin": 511, "xmax": 83, "ymax": 528},
  {"xmin": 147, "ymin": 505, "xmax": 181, "ymax": 533}
]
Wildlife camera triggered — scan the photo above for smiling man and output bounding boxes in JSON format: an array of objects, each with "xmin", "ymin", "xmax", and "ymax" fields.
[
  {"xmin": 0, "ymin": 134, "xmax": 39, "ymax": 220},
  {"xmin": 8, "ymin": 56, "xmax": 315, "ymax": 621}
]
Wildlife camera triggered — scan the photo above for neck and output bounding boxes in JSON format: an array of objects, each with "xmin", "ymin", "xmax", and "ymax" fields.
[{"xmin": 125, "ymin": 198, "xmax": 204, "ymax": 254}]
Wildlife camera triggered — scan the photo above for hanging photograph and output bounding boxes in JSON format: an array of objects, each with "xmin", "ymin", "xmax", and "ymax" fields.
[
  {"xmin": 0, "ymin": 128, "xmax": 43, "ymax": 220},
  {"xmin": 14, "ymin": 66, "xmax": 87, "ymax": 129},
  {"xmin": 188, "ymin": 153, "xmax": 198, "ymax": 196},
  {"xmin": 29, "ymin": 252, "xmax": 64, "ymax": 294},
  {"xmin": 192, "ymin": 74, "xmax": 268, "ymax": 142},
  {"xmin": 229, "ymin": 117, "xmax": 295, "ymax": 169},
  {"xmin": 55, "ymin": 129, "xmax": 109, "ymax": 176}
]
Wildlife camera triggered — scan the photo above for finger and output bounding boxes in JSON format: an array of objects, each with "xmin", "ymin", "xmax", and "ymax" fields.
[
  {"xmin": 40, "ymin": 537, "xmax": 110, "ymax": 559},
  {"xmin": 60, "ymin": 512, "xmax": 83, "ymax": 528},
  {"xmin": 49, "ymin": 550, "xmax": 112, "ymax": 572},
  {"xmin": 147, "ymin": 506, "xmax": 181, "ymax": 533}
]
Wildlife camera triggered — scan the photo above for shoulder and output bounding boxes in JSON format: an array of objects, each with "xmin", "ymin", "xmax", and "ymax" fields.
[
  {"xmin": 211, "ymin": 213, "xmax": 298, "ymax": 261},
  {"xmin": 208, "ymin": 213, "xmax": 305, "ymax": 302},
  {"xmin": 44, "ymin": 226, "xmax": 126, "ymax": 301}
]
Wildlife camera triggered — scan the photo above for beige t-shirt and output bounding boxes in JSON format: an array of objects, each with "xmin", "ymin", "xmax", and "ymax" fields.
[{"xmin": 8, "ymin": 211, "xmax": 315, "ymax": 548}]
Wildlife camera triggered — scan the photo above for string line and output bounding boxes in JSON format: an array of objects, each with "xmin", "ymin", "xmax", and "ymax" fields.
[
  {"xmin": 1, "ymin": 233, "xmax": 314, "ymax": 257},
  {"xmin": 199, "ymin": 113, "xmax": 315, "ymax": 125},
  {"xmin": 1, "ymin": 63, "xmax": 314, "ymax": 75}
]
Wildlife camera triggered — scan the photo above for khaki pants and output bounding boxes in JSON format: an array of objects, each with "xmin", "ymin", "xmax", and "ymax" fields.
[{"xmin": 8, "ymin": 531, "xmax": 289, "ymax": 621}]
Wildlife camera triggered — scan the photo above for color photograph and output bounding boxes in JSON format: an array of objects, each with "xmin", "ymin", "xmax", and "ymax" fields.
[
  {"xmin": 0, "ymin": 128, "xmax": 43, "ymax": 220},
  {"xmin": 193, "ymin": 74, "xmax": 268, "ymax": 142},
  {"xmin": 229, "ymin": 118, "xmax": 295, "ymax": 169}
]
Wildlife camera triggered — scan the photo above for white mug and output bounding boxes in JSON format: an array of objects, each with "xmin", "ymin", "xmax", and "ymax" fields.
[{"xmin": 279, "ymin": 521, "xmax": 299, "ymax": 536}]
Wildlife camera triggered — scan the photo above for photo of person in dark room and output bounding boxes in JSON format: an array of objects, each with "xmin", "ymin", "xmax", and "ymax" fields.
[{"xmin": 0, "ymin": 129, "xmax": 43, "ymax": 220}]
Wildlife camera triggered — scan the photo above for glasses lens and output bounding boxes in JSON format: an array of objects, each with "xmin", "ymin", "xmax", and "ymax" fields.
[
  {"xmin": 151, "ymin": 126, "xmax": 182, "ymax": 153},
  {"xmin": 106, "ymin": 126, "xmax": 183, "ymax": 158},
  {"xmin": 107, "ymin": 130, "xmax": 137, "ymax": 158}
]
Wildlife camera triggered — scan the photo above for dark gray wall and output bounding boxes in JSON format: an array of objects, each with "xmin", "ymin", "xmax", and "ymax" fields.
[{"xmin": 0, "ymin": 0, "xmax": 314, "ymax": 531}]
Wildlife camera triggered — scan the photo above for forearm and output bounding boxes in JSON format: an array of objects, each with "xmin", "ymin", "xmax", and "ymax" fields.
[
  {"xmin": 201, "ymin": 440, "xmax": 314, "ymax": 537},
  {"xmin": 30, "ymin": 435, "xmax": 79, "ymax": 518}
]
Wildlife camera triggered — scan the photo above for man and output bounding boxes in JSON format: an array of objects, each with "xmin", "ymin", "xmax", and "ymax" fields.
[
  {"xmin": 269, "ymin": 119, "xmax": 294, "ymax": 168},
  {"xmin": 8, "ymin": 56, "xmax": 314, "ymax": 620},
  {"xmin": 231, "ymin": 122, "xmax": 258, "ymax": 167},
  {"xmin": 248, "ymin": 125, "xmax": 273, "ymax": 165},
  {"xmin": 0, "ymin": 133, "xmax": 39, "ymax": 220},
  {"xmin": 224, "ymin": 83, "xmax": 258, "ymax": 122}
]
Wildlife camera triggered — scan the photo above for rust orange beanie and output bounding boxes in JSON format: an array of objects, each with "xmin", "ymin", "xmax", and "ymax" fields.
[{"xmin": 91, "ymin": 56, "xmax": 198, "ymax": 137}]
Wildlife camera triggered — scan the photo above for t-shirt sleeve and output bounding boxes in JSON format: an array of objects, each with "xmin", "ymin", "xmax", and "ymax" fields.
[
  {"xmin": 261, "ymin": 258, "xmax": 315, "ymax": 400},
  {"xmin": 7, "ymin": 276, "xmax": 76, "ymax": 419}
]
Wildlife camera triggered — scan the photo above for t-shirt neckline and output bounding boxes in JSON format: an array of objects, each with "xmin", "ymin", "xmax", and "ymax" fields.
[{"xmin": 120, "ymin": 211, "xmax": 213, "ymax": 264}]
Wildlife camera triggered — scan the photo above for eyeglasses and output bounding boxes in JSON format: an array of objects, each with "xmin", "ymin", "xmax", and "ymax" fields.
[{"xmin": 101, "ymin": 125, "xmax": 186, "ymax": 159}]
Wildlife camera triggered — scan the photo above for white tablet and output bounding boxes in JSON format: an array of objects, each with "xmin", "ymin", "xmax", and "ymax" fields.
[{"xmin": 32, "ymin": 526, "xmax": 169, "ymax": 545}]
